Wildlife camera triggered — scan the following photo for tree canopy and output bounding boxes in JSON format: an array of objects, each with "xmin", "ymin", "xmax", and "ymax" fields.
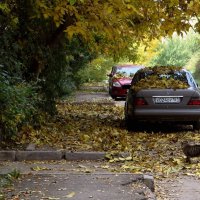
[
  {"xmin": 1, "ymin": 0, "xmax": 200, "ymax": 60},
  {"xmin": 34, "ymin": 0, "xmax": 200, "ymax": 53}
]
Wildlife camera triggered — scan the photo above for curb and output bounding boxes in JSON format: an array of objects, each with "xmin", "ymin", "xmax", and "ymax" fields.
[
  {"xmin": 0, "ymin": 151, "xmax": 16, "ymax": 161},
  {"xmin": 15, "ymin": 151, "xmax": 63, "ymax": 161},
  {"xmin": 143, "ymin": 174, "xmax": 155, "ymax": 192},
  {"xmin": 65, "ymin": 152, "xmax": 105, "ymax": 160},
  {"xmin": 0, "ymin": 151, "xmax": 132, "ymax": 161},
  {"xmin": 0, "ymin": 151, "xmax": 100, "ymax": 161}
]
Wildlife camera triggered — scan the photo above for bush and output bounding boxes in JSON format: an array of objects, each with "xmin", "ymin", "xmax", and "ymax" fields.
[
  {"xmin": 0, "ymin": 69, "xmax": 40, "ymax": 139},
  {"xmin": 192, "ymin": 55, "xmax": 200, "ymax": 84},
  {"xmin": 75, "ymin": 57, "xmax": 115, "ymax": 85}
]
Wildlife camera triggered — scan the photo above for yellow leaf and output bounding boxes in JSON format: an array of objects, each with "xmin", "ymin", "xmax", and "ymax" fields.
[
  {"xmin": 82, "ymin": 134, "xmax": 90, "ymax": 142},
  {"xmin": 118, "ymin": 157, "xmax": 125, "ymax": 161},
  {"xmin": 31, "ymin": 166, "xmax": 50, "ymax": 171},
  {"xmin": 125, "ymin": 156, "xmax": 133, "ymax": 161},
  {"xmin": 184, "ymin": 173, "xmax": 195, "ymax": 176},
  {"xmin": 107, "ymin": 6, "xmax": 113, "ymax": 14},
  {"xmin": 101, "ymin": 165, "xmax": 109, "ymax": 169},
  {"xmin": 65, "ymin": 192, "xmax": 76, "ymax": 198}
]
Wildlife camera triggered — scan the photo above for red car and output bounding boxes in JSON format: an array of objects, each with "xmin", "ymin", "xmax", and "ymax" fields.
[{"xmin": 108, "ymin": 64, "xmax": 145, "ymax": 99}]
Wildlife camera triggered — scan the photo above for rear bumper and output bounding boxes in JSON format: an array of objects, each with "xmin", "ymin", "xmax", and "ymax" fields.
[{"xmin": 129, "ymin": 108, "xmax": 200, "ymax": 122}]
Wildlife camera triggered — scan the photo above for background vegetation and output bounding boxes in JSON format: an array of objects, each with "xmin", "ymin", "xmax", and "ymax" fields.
[
  {"xmin": 139, "ymin": 30, "xmax": 200, "ymax": 83},
  {"xmin": 1, "ymin": 0, "xmax": 200, "ymax": 140}
]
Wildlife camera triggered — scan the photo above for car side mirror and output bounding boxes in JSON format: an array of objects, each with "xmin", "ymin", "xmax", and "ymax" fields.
[
  {"xmin": 107, "ymin": 73, "xmax": 113, "ymax": 77},
  {"xmin": 122, "ymin": 84, "xmax": 131, "ymax": 89}
]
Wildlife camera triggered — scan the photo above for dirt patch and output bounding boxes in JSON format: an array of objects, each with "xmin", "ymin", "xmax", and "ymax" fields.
[{"xmin": 156, "ymin": 175, "xmax": 200, "ymax": 200}]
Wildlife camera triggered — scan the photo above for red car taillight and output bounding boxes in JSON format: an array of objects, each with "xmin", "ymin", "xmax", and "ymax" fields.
[
  {"xmin": 134, "ymin": 97, "xmax": 148, "ymax": 106},
  {"xmin": 188, "ymin": 98, "xmax": 200, "ymax": 105}
]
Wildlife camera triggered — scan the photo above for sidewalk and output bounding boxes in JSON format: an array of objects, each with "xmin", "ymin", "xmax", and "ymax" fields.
[{"xmin": 0, "ymin": 160, "xmax": 156, "ymax": 200}]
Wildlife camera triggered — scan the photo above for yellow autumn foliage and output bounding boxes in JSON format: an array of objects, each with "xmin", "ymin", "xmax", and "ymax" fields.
[
  {"xmin": 132, "ymin": 66, "xmax": 189, "ymax": 91},
  {"xmin": 34, "ymin": 0, "xmax": 200, "ymax": 57}
]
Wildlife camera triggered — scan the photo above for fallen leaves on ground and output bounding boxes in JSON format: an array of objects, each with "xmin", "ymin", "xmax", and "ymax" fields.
[{"xmin": 5, "ymin": 101, "xmax": 200, "ymax": 179}]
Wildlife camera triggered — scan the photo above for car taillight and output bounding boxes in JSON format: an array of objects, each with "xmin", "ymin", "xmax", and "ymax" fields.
[
  {"xmin": 188, "ymin": 98, "xmax": 200, "ymax": 105},
  {"xmin": 134, "ymin": 97, "xmax": 147, "ymax": 106}
]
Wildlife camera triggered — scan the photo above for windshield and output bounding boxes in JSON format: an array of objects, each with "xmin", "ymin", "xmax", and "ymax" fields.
[{"xmin": 116, "ymin": 67, "xmax": 143, "ymax": 77}]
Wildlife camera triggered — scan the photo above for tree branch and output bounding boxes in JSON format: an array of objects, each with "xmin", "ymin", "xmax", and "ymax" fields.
[{"xmin": 46, "ymin": 15, "xmax": 75, "ymax": 47}]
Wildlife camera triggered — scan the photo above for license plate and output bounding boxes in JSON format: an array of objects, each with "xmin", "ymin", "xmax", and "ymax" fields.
[{"xmin": 153, "ymin": 96, "xmax": 181, "ymax": 104}]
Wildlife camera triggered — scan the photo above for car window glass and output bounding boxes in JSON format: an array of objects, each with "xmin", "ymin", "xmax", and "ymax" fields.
[
  {"xmin": 137, "ymin": 71, "xmax": 187, "ymax": 81},
  {"xmin": 131, "ymin": 70, "xmax": 191, "ymax": 86},
  {"xmin": 116, "ymin": 67, "xmax": 142, "ymax": 77},
  {"xmin": 148, "ymin": 71, "xmax": 187, "ymax": 81},
  {"xmin": 186, "ymin": 72, "xmax": 197, "ymax": 87}
]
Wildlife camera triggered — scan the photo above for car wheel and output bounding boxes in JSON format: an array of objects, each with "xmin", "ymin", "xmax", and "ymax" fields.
[
  {"xmin": 125, "ymin": 118, "xmax": 139, "ymax": 131},
  {"xmin": 125, "ymin": 116, "xmax": 132, "ymax": 131},
  {"xmin": 125, "ymin": 115, "xmax": 138, "ymax": 131},
  {"xmin": 124, "ymin": 103, "xmax": 133, "ymax": 131},
  {"xmin": 193, "ymin": 120, "xmax": 200, "ymax": 130},
  {"xmin": 125, "ymin": 119, "xmax": 133, "ymax": 131},
  {"xmin": 108, "ymin": 88, "xmax": 112, "ymax": 95},
  {"xmin": 111, "ymin": 95, "xmax": 117, "ymax": 100}
]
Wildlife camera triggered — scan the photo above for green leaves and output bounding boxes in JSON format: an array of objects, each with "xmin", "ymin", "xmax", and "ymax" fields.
[
  {"xmin": 0, "ymin": 169, "xmax": 21, "ymax": 198},
  {"xmin": 68, "ymin": 0, "xmax": 76, "ymax": 5},
  {"xmin": 0, "ymin": 75, "xmax": 40, "ymax": 139},
  {"xmin": 148, "ymin": 31, "xmax": 200, "ymax": 67}
]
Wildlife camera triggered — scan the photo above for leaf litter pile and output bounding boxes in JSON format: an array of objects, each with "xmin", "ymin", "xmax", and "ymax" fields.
[{"xmin": 6, "ymin": 101, "xmax": 199, "ymax": 177}]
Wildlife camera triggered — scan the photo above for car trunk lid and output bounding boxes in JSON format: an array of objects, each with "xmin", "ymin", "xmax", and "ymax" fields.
[{"xmin": 135, "ymin": 88, "xmax": 197, "ymax": 108}]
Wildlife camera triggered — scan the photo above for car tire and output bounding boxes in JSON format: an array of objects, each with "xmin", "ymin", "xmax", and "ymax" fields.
[
  {"xmin": 193, "ymin": 120, "xmax": 200, "ymax": 130},
  {"xmin": 125, "ymin": 117, "xmax": 133, "ymax": 131},
  {"xmin": 111, "ymin": 95, "xmax": 117, "ymax": 100},
  {"xmin": 125, "ymin": 119, "xmax": 139, "ymax": 131},
  {"xmin": 108, "ymin": 88, "xmax": 112, "ymax": 96},
  {"xmin": 125, "ymin": 115, "xmax": 138, "ymax": 131},
  {"xmin": 124, "ymin": 103, "xmax": 134, "ymax": 131}
]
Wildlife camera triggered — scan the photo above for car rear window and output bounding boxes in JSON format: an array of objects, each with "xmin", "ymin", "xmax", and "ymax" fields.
[
  {"xmin": 138, "ymin": 71, "xmax": 188, "ymax": 82},
  {"xmin": 131, "ymin": 66, "xmax": 191, "ymax": 91}
]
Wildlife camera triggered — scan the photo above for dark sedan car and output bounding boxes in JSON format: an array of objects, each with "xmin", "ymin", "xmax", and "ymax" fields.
[
  {"xmin": 108, "ymin": 64, "xmax": 144, "ymax": 100},
  {"xmin": 124, "ymin": 66, "xmax": 200, "ymax": 130}
]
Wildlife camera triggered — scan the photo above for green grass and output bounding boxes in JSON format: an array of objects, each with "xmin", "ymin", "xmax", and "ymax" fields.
[{"xmin": 0, "ymin": 170, "xmax": 21, "ymax": 200}]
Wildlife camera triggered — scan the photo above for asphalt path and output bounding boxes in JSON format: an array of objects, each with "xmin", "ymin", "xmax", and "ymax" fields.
[{"xmin": 0, "ymin": 161, "xmax": 155, "ymax": 200}]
